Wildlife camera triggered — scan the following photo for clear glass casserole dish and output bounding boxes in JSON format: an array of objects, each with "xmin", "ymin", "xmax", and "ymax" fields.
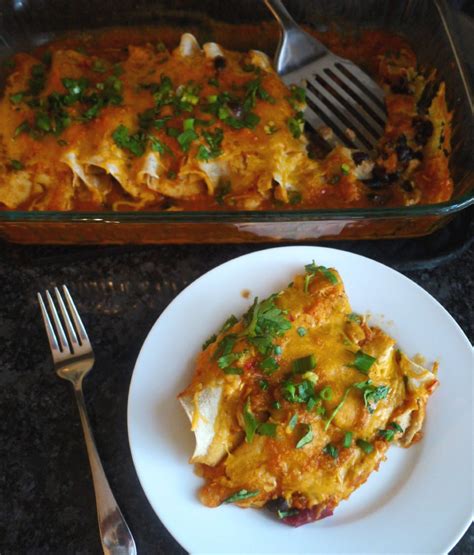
[{"xmin": 0, "ymin": 0, "xmax": 472, "ymax": 244}]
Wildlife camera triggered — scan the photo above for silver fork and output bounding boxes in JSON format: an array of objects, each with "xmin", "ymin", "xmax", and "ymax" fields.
[
  {"xmin": 38, "ymin": 286, "xmax": 136, "ymax": 555},
  {"xmin": 264, "ymin": 0, "xmax": 387, "ymax": 150}
]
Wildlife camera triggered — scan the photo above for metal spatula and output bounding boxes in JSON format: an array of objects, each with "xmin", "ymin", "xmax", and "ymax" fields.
[{"xmin": 264, "ymin": 0, "xmax": 387, "ymax": 151}]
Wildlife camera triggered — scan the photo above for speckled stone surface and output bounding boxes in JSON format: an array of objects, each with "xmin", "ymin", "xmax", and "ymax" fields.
[{"xmin": 1, "ymin": 220, "xmax": 472, "ymax": 554}]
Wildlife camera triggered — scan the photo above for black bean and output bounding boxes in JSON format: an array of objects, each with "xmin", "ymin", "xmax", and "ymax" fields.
[
  {"xmin": 390, "ymin": 76, "xmax": 410, "ymax": 95},
  {"xmin": 367, "ymin": 192, "xmax": 390, "ymax": 205},
  {"xmin": 227, "ymin": 100, "xmax": 244, "ymax": 119},
  {"xmin": 266, "ymin": 497, "xmax": 290, "ymax": 514},
  {"xmin": 413, "ymin": 117, "xmax": 433, "ymax": 146},
  {"xmin": 395, "ymin": 144, "xmax": 415, "ymax": 163},
  {"xmin": 401, "ymin": 180, "xmax": 415, "ymax": 192},
  {"xmin": 417, "ymin": 81, "xmax": 439, "ymax": 114},
  {"xmin": 352, "ymin": 151, "xmax": 369, "ymax": 165},
  {"xmin": 213, "ymin": 56, "xmax": 226, "ymax": 70},
  {"xmin": 387, "ymin": 172, "xmax": 399, "ymax": 183}
]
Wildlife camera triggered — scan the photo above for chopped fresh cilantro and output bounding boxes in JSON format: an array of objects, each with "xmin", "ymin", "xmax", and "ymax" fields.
[
  {"xmin": 287, "ymin": 111, "xmax": 304, "ymax": 138},
  {"xmin": 14, "ymin": 121, "xmax": 30, "ymax": 137},
  {"xmin": 202, "ymin": 334, "xmax": 217, "ymax": 350},
  {"xmin": 196, "ymin": 128, "xmax": 224, "ymax": 161},
  {"xmin": 292, "ymin": 354, "xmax": 316, "ymax": 374},
  {"xmin": 112, "ymin": 125, "xmax": 146, "ymax": 157},
  {"xmin": 223, "ymin": 489, "xmax": 259, "ymax": 504},
  {"xmin": 356, "ymin": 439, "xmax": 374, "ymax": 454},
  {"xmin": 92, "ymin": 59, "xmax": 107, "ymax": 73},
  {"xmin": 343, "ymin": 431, "xmax": 353, "ymax": 448},
  {"xmin": 341, "ymin": 163, "xmax": 350, "ymax": 175},
  {"xmin": 282, "ymin": 378, "xmax": 315, "ymax": 404},
  {"xmin": 261, "ymin": 356, "xmax": 279, "ymax": 375},
  {"xmin": 243, "ymin": 398, "xmax": 258, "ymax": 443},
  {"xmin": 221, "ymin": 314, "xmax": 238, "ymax": 332},
  {"xmin": 297, "ymin": 327, "xmax": 307, "ymax": 337},
  {"xmin": 28, "ymin": 64, "xmax": 47, "ymax": 96},
  {"xmin": 9, "ymin": 92, "xmax": 24, "ymax": 105},
  {"xmin": 9, "ymin": 159, "xmax": 24, "ymax": 171},
  {"xmin": 288, "ymin": 190, "xmax": 302, "ymax": 205},
  {"xmin": 296, "ymin": 424, "xmax": 313, "ymax": 448},
  {"xmin": 223, "ymin": 366, "xmax": 243, "ymax": 375},
  {"xmin": 212, "ymin": 333, "xmax": 237, "ymax": 360},
  {"xmin": 257, "ymin": 422, "xmax": 277, "ymax": 437},
  {"xmin": 274, "ymin": 345, "xmax": 283, "ymax": 355},
  {"xmin": 290, "ymin": 85, "xmax": 306, "ymax": 104},
  {"xmin": 288, "ymin": 413, "xmax": 298, "ymax": 431},
  {"xmin": 147, "ymin": 135, "xmax": 171, "ymax": 156},
  {"xmin": 324, "ymin": 386, "xmax": 352, "ymax": 431},
  {"xmin": 215, "ymin": 180, "xmax": 231, "ymax": 205},
  {"xmin": 323, "ymin": 443, "xmax": 338, "ymax": 458},
  {"xmin": 259, "ymin": 379, "xmax": 269, "ymax": 390},
  {"xmin": 272, "ymin": 400, "xmax": 281, "ymax": 410},
  {"xmin": 208, "ymin": 77, "xmax": 219, "ymax": 87},
  {"xmin": 304, "ymin": 261, "xmax": 338, "ymax": 292},
  {"xmin": 353, "ymin": 380, "xmax": 389, "ymax": 414},
  {"xmin": 177, "ymin": 128, "xmax": 198, "ymax": 152},
  {"xmin": 218, "ymin": 352, "xmax": 241, "ymax": 369},
  {"xmin": 349, "ymin": 350, "xmax": 377, "ymax": 374}
]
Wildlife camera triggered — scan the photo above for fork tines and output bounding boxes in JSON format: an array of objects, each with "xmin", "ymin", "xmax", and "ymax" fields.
[
  {"xmin": 286, "ymin": 60, "xmax": 387, "ymax": 151},
  {"xmin": 38, "ymin": 285, "xmax": 90, "ymax": 362}
]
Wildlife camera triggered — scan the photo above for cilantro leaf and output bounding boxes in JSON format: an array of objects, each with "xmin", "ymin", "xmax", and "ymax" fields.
[{"xmin": 243, "ymin": 398, "xmax": 258, "ymax": 443}]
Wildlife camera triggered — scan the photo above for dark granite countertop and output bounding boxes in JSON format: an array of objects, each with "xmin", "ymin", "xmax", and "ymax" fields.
[{"xmin": 0, "ymin": 217, "xmax": 472, "ymax": 554}]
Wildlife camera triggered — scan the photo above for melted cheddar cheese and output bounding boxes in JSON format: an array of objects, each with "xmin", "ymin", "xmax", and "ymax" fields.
[
  {"xmin": 0, "ymin": 25, "xmax": 453, "ymax": 211},
  {"xmin": 178, "ymin": 264, "xmax": 438, "ymax": 524}
]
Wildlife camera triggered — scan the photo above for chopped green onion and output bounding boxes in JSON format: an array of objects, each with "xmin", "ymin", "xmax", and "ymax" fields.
[
  {"xmin": 349, "ymin": 350, "xmax": 377, "ymax": 374},
  {"xmin": 296, "ymin": 424, "xmax": 313, "ymax": 449},
  {"xmin": 378, "ymin": 428, "xmax": 395, "ymax": 441},
  {"xmin": 307, "ymin": 397, "xmax": 317, "ymax": 411},
  {"xmin": 343, "ymin": 431, "xmax": 353, "ymax": 448},
  {"xmin": 323, "ymin": 443, "xmax": 338, "ymax": 458},
  {"xmin": 347, "ymin": 312, "xmax": 362, "ymax": 323},
  {"xmin": 259, "ymin": 379, "xmax": 269, "ymax": 390},
  {"xmin": 183, "ymin": 118, "xmax": 195, "ymax": 130},
  {"xmin": 297, "ymin": 327, "xmax": 307, "ymax": 337},
  {"xmin": 292, "ymin": 354, "xmax": 316, "ymax": 374},
  {"xmin": 319, "ymin": 386, "xmax": 333, "ymax": 401},
  {"xmin": 390, "ymin": 421, "xmax": 404, "ymax": 433},
  {"xmin": 272, "ymin": 400, "xmax": 281, "ymax": 410},
  {"xmin": 223, "ymin": 489, "xmax": 259, "ymax": 504},
  {"xmin": 288, "ymin": 413, "xmax": 298, "ymax": 431},
  {"xmin": 277, "ymin": 509, "xmax": 299, "ymax": 519},
  {"xmin": 274, "ymin": 345, "xmax": 283, "ymax": 355},
  {"xmin": 341, "ymin": 163, "xmax": 350, "ymax": 175},
  {"xmin": 177, "ymin": 128, "xmax": 198, "ymax": 152},
  {"xmin": 356, "ymin": 439, "xmax": 374, "ymax": 454}
]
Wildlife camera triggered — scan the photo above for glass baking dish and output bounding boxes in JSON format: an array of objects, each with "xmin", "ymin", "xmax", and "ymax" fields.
[{"xmin": 0, "ymin": 0, "xmax": 472, "ymax": 244}]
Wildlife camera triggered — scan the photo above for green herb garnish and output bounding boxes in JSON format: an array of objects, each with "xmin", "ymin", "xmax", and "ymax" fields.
[
  {"xmin": 297, "ymin": 327, "xmax": 307, "ymax": 337},
  {"xmin": 223, "ymin": 489, "xmax": 259, "ymax": 504},
  {"xmin": 9, "ymin": 159, "xmax": 24, "ymax": 171},
  {"xmin": 353, "ymin": 380, "xmax": 389, "ymax": 414},
  {"xmin": 323, "ymin": 443, "xmax": 339, "ymax": 458},
  {"xmin": 319, "ymin": 386, "xmax": 333, "ymax": 401},
  {"xmin": 292, "ymin": 354, "xmax": 316, "ymax": 374},
  {"xmin": 296, "ymin": 424, "xmax": 313, "ymax": 449},
  {"xmin": 288, "ymin": 413, "xmax": 298, "ymax": 431},
  {"xmin": 356, "ymin": 439, "xmax": 374, "ymax": 454},
  {"xmin": 202, "ymin": 334, "xmax": 217, "ymax": 350},
  {"xmin": 341, "ymin": 163, "xmax": 350, "ymax": 175},
  {"xmin": 112, "ymin": 125, "xmax": 147, "ymax": 157},
  {"xmin": 243, "ymin": 398, "xmax": 258, "ymax": 443},
  {"xmin": 257, "ymin": 422, "xmax": 277, "ymax": 437},
  {"xmin": 259, "ymin": 379, "xmax": 269, "ymax": 390},
  {"xmin": 343, "ymin": 431, "xmax": 353, "ymax": 448},
  {"xmin": 223, "ymin": 366, "xmax": 243, "ymax": 375},
  {"xmin": 349, "ymin": 350, "xmax": 377, "ymax": 374}
]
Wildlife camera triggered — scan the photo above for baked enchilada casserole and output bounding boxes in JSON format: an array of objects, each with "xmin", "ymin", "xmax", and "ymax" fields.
[
  {"xmin": 0, "ymin": 27, "xmax": 452, "ymax": 211},
  {"xmin": 178, "ymin": 263, "xmax": 438, "ymax": 525}
]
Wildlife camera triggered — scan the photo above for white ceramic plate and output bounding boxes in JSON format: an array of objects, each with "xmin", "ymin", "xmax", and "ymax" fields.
[{"xmin": 128, "ymin": 246, "xmax": 473, "ymax": 554}]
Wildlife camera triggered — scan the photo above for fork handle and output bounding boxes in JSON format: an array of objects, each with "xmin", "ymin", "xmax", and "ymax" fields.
[
  {"xmin": 263, "ymin": 0, "xmax": 328, "ymax": 75},
  {"xmin": 74, "ymin": 386, "xmax": 136, "ymax": 555}
]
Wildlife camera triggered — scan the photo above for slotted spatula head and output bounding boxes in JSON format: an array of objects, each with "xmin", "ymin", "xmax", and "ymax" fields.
[{"xmin": 264, "ymin": 0, "xmax": 387, "ymax": 151}]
